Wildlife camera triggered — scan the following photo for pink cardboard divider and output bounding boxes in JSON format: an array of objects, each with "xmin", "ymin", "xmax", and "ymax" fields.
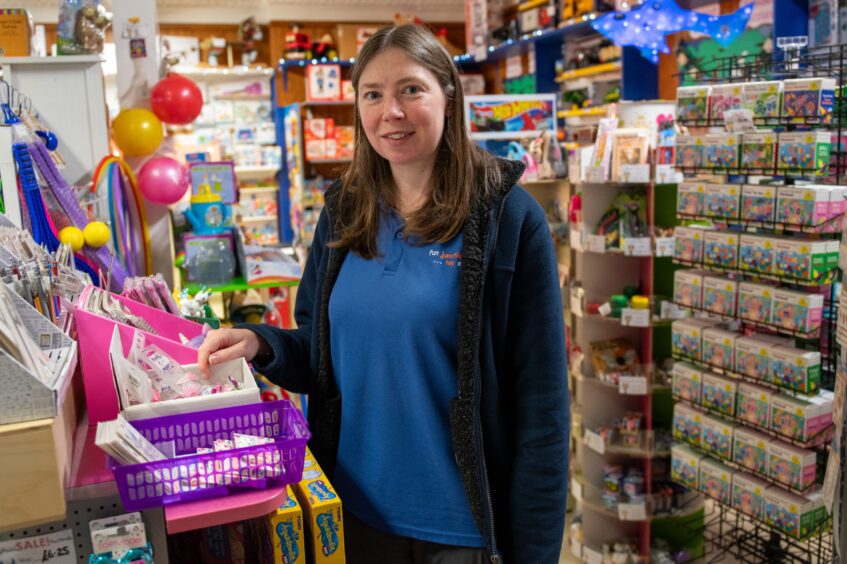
[{"xmin": 74, "ymin": 285, "xmax": 203, "ymax": 426}]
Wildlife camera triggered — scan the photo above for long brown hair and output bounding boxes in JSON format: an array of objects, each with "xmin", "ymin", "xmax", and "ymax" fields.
[{"xmin": 331, "ymin": 24, "xmax": 502, "ymax": 259}]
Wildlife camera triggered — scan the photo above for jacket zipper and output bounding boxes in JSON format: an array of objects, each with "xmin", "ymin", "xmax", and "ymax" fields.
[{"xmin": 477, "ymin": 194, "xmax": 509, "ymax": 564}]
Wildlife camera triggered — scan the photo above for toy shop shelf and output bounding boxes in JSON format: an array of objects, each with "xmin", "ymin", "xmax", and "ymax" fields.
[
  {"xmin": 672, "ymin": 354, "xmax": 822, "ymax": 397},
  {"xmin": 573, "ymin": 309, "xmax": 673, "ymax": 328},
  {"xmin": 574, "ymin": 372, "xmax": 671, "ymax": 392},
  {"xmin": 238, "ymin": 214, "xmax": 278, "ymax": 223},
  {"xmin": 577, "ymin": 433, "xmax": 671, "ymax": 458},
  {"xmin": 462, "ymin": 16, "xmax": 597, "ymax": 64},
  {"xmin": 302, "ymin": 100, "xmax": 355, "ymax": 107},
  {"xmin": 574, "ymin": 475, "xmax": 704, "ymax": 522},
  {"xmin": 675, "ymin": 213, "xmax": 844, "ymax": 235},
  {"xmin": 677, "ymin": 115, "xmax": 842, "ymax": 128},
  {"xmin": 671, "ymin": 258, "xmax": 838, "ymax": 288},
  {"xmin": 183, "ymin": 276, "xmax": 300, "ymax": 295},
  {"xmin": 164, "ymin": 484, "xmax": 289, "ymax": 534},
  {"xmin": 558, "ymin": 105, "xmax": 610, "ymax": 119},
  {"xmin": 674, "ymin": 165, "xmax": 825, "ymax": 178},
  {"xmin": 555, "ymin": 62, "xmax": 622, "ymax": 83},
  {"xmin": 171, "ymin": 64, "xmax": 274, "ymax": 79},
  {"xmin": 277, "ymin": 58, "xmax": 355, "ymax": 68},
  {"xmin": 670, "ymin": 303, "xmax": 821, "ymax": 340},
  {"xmin": 672, "ymin": 395, "xmax": 834, "ymax": 450},
  {"xmin": 0, "ymin": 55, "xmax": 103, "ymax": 65},
  {"xmin": 238, "ymin": 185, "xmax": 279, "ymax": 194},
  {"xmin": 306, "ymin": 158, "xmax": 352, "ymax": 164},
  {"xmin": 235, "ymin": 165, "xmax": 280, "ymax": 175}
]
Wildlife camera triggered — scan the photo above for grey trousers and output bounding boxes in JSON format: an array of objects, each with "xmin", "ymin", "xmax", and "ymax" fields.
[{"xmin": 344, "ymin": 512, "xmax": 488, "ymax": 564}]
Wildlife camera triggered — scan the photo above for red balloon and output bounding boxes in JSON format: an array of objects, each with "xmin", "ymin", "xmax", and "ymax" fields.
[{"xmin": 150, "ymin": 73, "xmax": 203, "ymax": 125}]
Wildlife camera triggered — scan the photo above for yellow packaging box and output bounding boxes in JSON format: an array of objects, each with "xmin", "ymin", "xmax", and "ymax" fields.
[
  {"xmin": 267, "ymin": 485, "xmax": 306, "ymax": 564},
  {"xmin": 292, "ymin": 448, "xmax": 345, "ymax": 563}
]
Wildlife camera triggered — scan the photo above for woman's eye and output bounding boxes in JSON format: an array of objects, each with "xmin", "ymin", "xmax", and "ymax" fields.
[
  {"xmin": 363, "ymin": 91, "xmax": 380, "ymax": 101},
  {"xmin": 403, "ymin": 85, "xmax": 422, "ymax": 95}
]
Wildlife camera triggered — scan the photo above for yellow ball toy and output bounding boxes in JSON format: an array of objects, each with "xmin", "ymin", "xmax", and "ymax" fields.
[
  {"xmin": 58, "ymin": 226, "xmax": 85, "ymax": 251},
  {"xmin": 83, "ymin": 221, "xmax": 111, "ymax": 248},
  {"xmin": 112, "ymin": 108, "xmax": 163, "ymax": 157}
]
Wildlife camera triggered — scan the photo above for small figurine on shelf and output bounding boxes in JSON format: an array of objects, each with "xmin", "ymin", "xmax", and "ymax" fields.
[
  {"xmin": 239, "ymin": 16, "xmax": 263, "ymax": 66},
  {"xmin": 74, "ymin": 3, "xmax": 111, "ymax": 54},
  {"xmin": 312, "ymin": 33, "xmax": 337, "ymax": 60},
  {"xmin": 285, "ymin": 23, "xmax": 311, "ymax": 59},
  {"xmin": 508, "ymin": 141, "xmax": 539, "ymax": 183},
  {"xmin": 200, "ymin": 36, "xmax": 226, "ymax": 66}
]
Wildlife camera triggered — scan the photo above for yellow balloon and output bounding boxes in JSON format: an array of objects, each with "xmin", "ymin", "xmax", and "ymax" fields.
[
  {"xmin": 83, "ymin": 221, "xmax": 111, "ymax": 248},
  {"xmin": 59, "ymin": 226, "xmax": 85, "ymax": 251},
  {"xmin": 112, "ymin": 108, "xmax": 163, "ymax": 157}
]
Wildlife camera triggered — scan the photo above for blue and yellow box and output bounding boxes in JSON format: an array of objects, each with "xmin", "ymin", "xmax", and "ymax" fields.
[
  {"xmin": 293, "ymin": 448, "xmax": 345, "ymax": 563},
  {"xmin": 268, "ymin": 486, "xmax": 306, "ymax": 564}
]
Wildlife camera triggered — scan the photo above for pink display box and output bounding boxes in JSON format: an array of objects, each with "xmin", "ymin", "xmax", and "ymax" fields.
[{"xmin": 74, "ymin": 286, "xmax": 203, "ymax": 425}]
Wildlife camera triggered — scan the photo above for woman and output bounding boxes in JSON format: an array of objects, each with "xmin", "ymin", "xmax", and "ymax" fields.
[{"xmin": 198, "ymin": 24, "xmax": 568, "ymax": 563}]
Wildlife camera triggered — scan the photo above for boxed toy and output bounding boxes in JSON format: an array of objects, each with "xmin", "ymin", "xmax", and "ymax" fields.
[
  {"xmin": 742, "ymin": 80, "xmax": 782, "ymax": 119},
  {"xmin": 672, "ymin": 361, "xmax": 704, "ymax": 403},
  {"xmin": 677, "ymin": 85, "xmax": 710, "ymax": 122},
  {"xmin": 702, "ymin": 327, "xmax": 738, "ymax": 371},
  {"xmin": 705, "ymin": 184, "xmax": 741, "ymax": 219},
  {"xmin": 674, "ymin": 269, "xmax": 705, "ymax": 309},
  {"xmin": 770, "ymin": 391, "xmax": 833, "ymax": 442},
  {"xmin": 699, "ymin": 457, "xmax": 733, "ymax": 505},
  {"xmin": 771, "ymin": 289, "xmax": 824, "ymax": 334},
  {"xmin": 710, "ymin": 84, "xmax": 743, "ymax": 122},
  {"xmin": 741, "ymin": 132, "xmax": 778, "ymax": 170},
  {"xmin": 733, "ymin": 427, "xmax": 770, "ymax": 474},
  {"xmin": 674, "ymin": 226, "xmax": 710, "ymax": 263},
  {"xmin": 704, "ymin": 231, "xmax": 739, "ymax": 269},
  {"xmin": 292, "ymin": 448, "xmax": 345, "ymax": 563},
  {"xmin": 701, "ymin": 413, "xmax": 737, "ymax": 459},
  {"xmin": 767, "ymin": 441, "xmax": 817, "ymax": 491},
  {"xmin": 734, "ymin": 336, "xmax": 772, "ymax": 381},
  {"xmin": 672, "ymin": 443, "xmax": 705, "ymax": 489},
  {"xmin": 741, "ymin": 184, "xmax": 777, "ymax": 223},
  {"xmin": 764, "ymin": 488, "xmax": 820, "ymax": 539},
  {"xmin": 739, "ymin": 234, "xmax": 776, "ymax": 274},
  {"xmin": 675, "ymin": 135, "xmax": 706, "ymax": 168},
  {"xmin": 673, "ymin": 402, "xmax": 703, "ymax": 446},
  {"xmin": 732, "ymin": 472, "xmax": 770, "ymax": 521},
  {"xmin": 770, "ymin": 346, "xmax": 821, "ymax": 394},
  {"xmin": 827, "ymin": 239, "xmax": 840, "ymax": 271},
  {"xmin": 776, "ymin": 185, "xmax": 831, "ymax": 226},
  {"xmin": 267, "ymin": 486, "xmax": 306, "ymax": 564},
  {"xmin": 781, "ymin": 77, "xmax": 836, "ymax": 122},
  {"xmin": 701, "ymin": 372, "xmax": 737, "ymax": 415},
  {"xmin": 705, "ymin": 133, "xmax": 740, "ymax": 169},
  {"xmin": 826, "ymin": 185, "xmax": 847, "ymax": 218},
  {"xmin": 672, "ymin": 318, "xmax": 722, "ymax": 360},
  {"xmin": 677, "ymin": 182, "xmax": 706, "ymax": 216},
  {"xmin": 777, "ymin": 131, "xmax": 831, "ymax": 175},
  {"xmin": 736, "ymin": 382, "xmax": 772, "ymax": 428},
  {"xmin": 703, "ymin": 275, "xmax": 738, "ymax": 316},
  {"xmin": 737, "ymin": 282, "xmax": 776, "ymax": 324},
  {"xmin": 773, "ymin": 238, "xmax": 829, "ymax": 281}
]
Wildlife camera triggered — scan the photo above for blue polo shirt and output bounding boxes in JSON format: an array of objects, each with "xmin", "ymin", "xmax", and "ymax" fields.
[{"xmin": 327, "ymin": 208, "xmax": 484, "ymax": 547}]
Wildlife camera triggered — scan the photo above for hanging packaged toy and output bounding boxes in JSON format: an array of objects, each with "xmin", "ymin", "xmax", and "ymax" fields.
[
  {"xmin": 675, "ymin": 135, "xmax": 706, "ymax": 169},
  {"xmin": 673, "ymin": 269, "xmax": 705, "ymax": 309},
  {"xmin": 777, "ymin": 131, "xmax": 831, "ymax": 175},
  {"xmin": 731, "ymin": 472, "xmax": 769, "ymax": 521},
  {"xmin": 677, "ymin": 182, "xmax": 706, "ymax": 216},
  {"xmin": 676, "ymin": 85, "xmax": 710, "ymax": 122},
  {"xmin": 672, "ymin": 443, "xmax": 704, "ymax": 489},
  {"xmin": 736, "ymin": 382, "xmax": 772, "ymax": 428},
  {"xmin": 702, "ymin": 275, "xmax": 737, "ymax": 316},
  {"xmin": 704, "ymin": 184, "xmax": 741, "ymax": 219},
  {"xmin": 741, "ymin": 132, "xmax": 777, "ymax": 170},
  {"xmin": 672, "ymin": 362, "xmax": 703, "ymax": 403},
  {"xmin": 741, "ymin": 80, "xmax": 782, "ymax": 119},
  {"xmin": 740, "ymin": 184, "xmax": 777, "ymax": 222},
  {"xmin": 703, "ymin": 231, "xmax": 739, "ymax": 269},
  {"xmin": 733, "ymin": 428, "xmax": 769, "ymax": 475},
  {"xmin": 781, "ymin": 77, "xmax": 836, "ymax": 122},
  {"xmin": 699, "ymin": 458, "xmax": 733, "ymax": 504},
  {"xmin": 709, "ymin": 84, "xmax": 743, "ymax": 123},
  {"xmin": 57, "ymin": 0, "xmax": 111, "ymax": 55}
]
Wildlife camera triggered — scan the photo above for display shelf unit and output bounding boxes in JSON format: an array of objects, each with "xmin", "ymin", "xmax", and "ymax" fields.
[
  {"xmin": 673, "ymin": 355, "xmax": 826, "ymax": 398},
  {"xmin": 670, "ymin": 305, "xmax": 823, "ymax": 341},
  {"xmin": 674, "ymin": 213, "xmax": 844, "ymax": 236},
  {"xmin": 671, "ymin": 258, "xmax": 838, "ymax": 288}
]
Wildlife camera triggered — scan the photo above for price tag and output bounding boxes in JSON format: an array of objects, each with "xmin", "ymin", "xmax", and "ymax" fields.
[
  {"xmin": 619, "ymin": 164, "xmax": 651, "ymax": 184},
  {"xmin": 598, "ymin": 302, "xmax": 612, "ymax": 317},
  {"xmin": 618, "ymin": 502, "xmax": 648, "ymax": 521},
  {"xmin": 621, "ymin": 308, "xmax": 650, "ymax": 327},
  {"xmin": 583, "ymin": 545, "xmax": 603, "ymax": 564},
  {"xmin": 586, "ymin": 234, "xmax": 607, "ymax": 253},
  {"xmin": 661, "ymin": 301, "xmax": 689, "ymax": 320},
  {"xmin": 623, "ymin": 237, "xmax": 652, "ymax": 256},
  {"xmin": 584, "ymin": 429, "xmax": 606, "ymax": 454},
  {"xmin": 655, "ymin": 237, "xmax": 675, "ymax": 257},
  {"xmin": 571, "ymin": 477, "xmax": 583, "ymax": 500},
  {"xmin": 570, "ymin": 228, "xmax": 583, "ymax": 251},
  {"xmin": 505, "ymin": 55, "xmax": 523, "ymax": 79},
  {"xmin": 822, "ymin": 450, "xmax": 840, "ymax": 513},
  {"xmin": 619, "ymin": 375, "xmax": 648, "ymax": 395},
  {"xmin": 585, "ymin": 166, "xmax": 607, "ymax": 183},
  {"xmin": 0, "ymin": 530, "xmax": 77, "ymax": 564},
  {"xmin": 655, "ymin": 164, "xmax": 683, "ymax": 184}
]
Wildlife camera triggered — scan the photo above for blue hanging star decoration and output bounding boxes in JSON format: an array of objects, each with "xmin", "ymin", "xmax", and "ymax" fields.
[{"xmin": 591, "ymin": 0, "xmax": 754, "ymax": 63}]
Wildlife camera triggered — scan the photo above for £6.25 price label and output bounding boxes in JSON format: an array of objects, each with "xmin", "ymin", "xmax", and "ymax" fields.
[{"xmin": 0, "ymin": 529, "xmax": 76, "ymax": 564}]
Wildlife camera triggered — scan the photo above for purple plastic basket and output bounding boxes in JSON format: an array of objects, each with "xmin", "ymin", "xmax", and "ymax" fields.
[{"xmin": 109, "ymin": 400, "xmax": 310, "ymax": 511}]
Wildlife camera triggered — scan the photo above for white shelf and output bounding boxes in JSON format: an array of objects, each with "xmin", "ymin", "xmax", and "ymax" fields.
[
  {"xmin": 0, "ymin": 55, "xmax": 104, "ymax": 65},
  {"xmin": 239, "ymin": 186, "xmax": 279, "ymax": 194},
  {"xmin": 171, "ymin": 64, "xmax": 274, "ymax": 79},
  {"xmin": 235, "ymin": 165, "xmax": 280, "ymax": 175},
  {"xmin": 239, "ymin": 214, "xmax": 278, "ymax": 223}
]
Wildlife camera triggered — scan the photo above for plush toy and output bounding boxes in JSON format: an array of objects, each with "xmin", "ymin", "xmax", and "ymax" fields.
[
  {"xmin": 285, "ymin": 23, "xmax": 311, "ymax": 59},
  {"xmin": 312, "ymin": 33, "xmax": 337, "ymax": 59},
  {"xmin": 239, "ymin": 17, "xmax": 263, "ymax": 66},
  {"xmin": 74, "ymin": 4, "xmax": 110, "ymax": 54},
  {"xmin": 530, "ymin": 134, "xmax": 554, "ymax": 180},
  {"xmin": 200, "ymin": 36, "xmax": 226, "ymax": 66}
]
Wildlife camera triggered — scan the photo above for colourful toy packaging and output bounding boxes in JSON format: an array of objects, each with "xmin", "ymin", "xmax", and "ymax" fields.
[
  {"xmin": 827, "ymin": 239, "xmax": 840, "ymax": 272},
  {"xmin": 826, "ymin": 185, "xmax": 847, "ymax": 218},
  {"xmin": 773, "ymin": 238, "xmax": 829, "ymax": 281},
  {"xmin": 739, "ymin": 234, "xmax": 776, "ymax": 274},
  {"xmin": 732, "ymin": 472, "xmax": 770, "ymax": 521},
  {"xmin": 673, "ymin": 226, "xmax": 709, "ymax": 263},
  {"xmin": 776, "ymin": 185, "xmax": 831, "ymax": 226},
  {"xmin": 701, "ymin": 372, "xmax": 737, "ymax": 415},
  {"xmin": 267, "ymin": 486, "xmax": 306, "ymax": 564},
  {"xmin": 675, "ymin": 135, "xmax": 706, "ymax": 168},
  {"xmin": 673, "ymin": 402, "xmax": 703, "ymax": 446},
  {"xmin": 699, "ymin": 457, "xmax": 733, "ymax": 505},
  {"xmin": 777, "ymin": 131, "xmax": 831, "ymax": 175},
  {"xmin": 767, "ymin": 441, "xmax": 818, "ymax": 491},
  {"xmin": 292, "ymin": 448, "xmax": 345, "ymax": 563},
  {"xmin": 736, "ymin": 382, "xmax": 772, "ymax": 428},
  {"xmin": 741, "ymin": 132, "xmax": 777, "ymax": 170},
  {"xmin": 733, "ymin": 428, "xmax": 769, "ymax": 474},
  {"xmin": 672, "ymin": 361, "xmax": 704, "ymax": 403},
  {"xmin": 704, "ymin": 184, "xmax": 741, "ymax": 219},
  {"xmin": 705, "ymin": 133, "xmax": 740, "ymax": 169},
  {"xmin": 742, "ymin": 80, "xmax": 782, "ymax": 119},
  {"xmin": 737, "ymin": 282, "xmax": 776, "ymax": 324},
  {"xmin": 770, "ymin": 391, "xmax": 833, "ymax": 442},
  {"xmin": 740, "ymin": 184, "xmax": 777, "ymax": 222},
  {"xmin": 674, "ymin": 269, "xmax": 705, "ymax": 309},
  {"xmin": 735, "ymin": 334, "xmax": 793, "ymax": 381},
  {"xmin": 770, "ymin": 346, "xmax": 821, "ymax": 394},
  {"xmin": 677, "ymin": 85, "xmax": 710, "ymax": 122},
  {"xmin": 781, "ymin": 77, "xmax": 836, "ymax": 122},
  {"xmin": 771, "ymin": 289, "xmax": 824, "ymax": 334},
  {"xmin": 672, "ymin": 318, "xmax": 722, "ymax": 360},
  {"xmin": 672, "ymin": 443, "xmax": 704, "ymax": 489},
  {"xmin": 701, "ymin": 413, "xmax": 737, "ymax": 460},
  {"xmin": 703, "ymin": 230, "xmax": 739, "ymax": 269},
  {"xmin": 702, "ymin": 327, "xmax": 738, "ymax": 371},
  {"xmin": 765, "ymin": 488, "xmax": 821, "ymax": 538},
  {"xmin": 677, "ymin": 182, "xmax": 706, "ymax": 216},
  {"xmin": 710, "ymin": 84, "xmax": 743, "ymax": 122},
  {"xmin": 702, "ymin": 275, "xmax": 737, "ymax": 316}
]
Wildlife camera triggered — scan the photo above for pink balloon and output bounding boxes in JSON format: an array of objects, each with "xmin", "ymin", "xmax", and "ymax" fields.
[{"xmin": 137, "ymin": 156, "xmax": 189, "ymax": 205}]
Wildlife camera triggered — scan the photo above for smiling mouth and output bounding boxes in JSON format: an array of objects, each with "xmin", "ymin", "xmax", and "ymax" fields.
[{"xmin": 383, "ymin": 131, "xmax": 414, "ymax": 140}]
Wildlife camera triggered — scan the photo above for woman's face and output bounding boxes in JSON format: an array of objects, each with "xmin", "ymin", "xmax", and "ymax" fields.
[{"xmin": 357, "ymin": 48, "xmax": 448, "ymax": 175}]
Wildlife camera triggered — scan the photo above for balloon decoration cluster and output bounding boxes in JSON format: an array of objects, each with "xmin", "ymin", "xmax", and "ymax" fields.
[{"xmin": 111, "ymin": 73, "xmax": 204, "ymax": 205}]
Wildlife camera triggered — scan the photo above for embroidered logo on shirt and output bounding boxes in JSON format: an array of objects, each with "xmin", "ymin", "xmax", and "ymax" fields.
[{"xmin": 429, "ymin": 249, "xmax": 462, "ymax": 268}]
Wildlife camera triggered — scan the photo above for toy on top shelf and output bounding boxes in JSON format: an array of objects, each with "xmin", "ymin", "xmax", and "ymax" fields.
[
  {"xmin": 239, "ymin": 16, "xmax": 264, "ymax": 66},
  {"xmin": 285, "ymin": 23, "xmax": 312, "ymax": 60}
]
